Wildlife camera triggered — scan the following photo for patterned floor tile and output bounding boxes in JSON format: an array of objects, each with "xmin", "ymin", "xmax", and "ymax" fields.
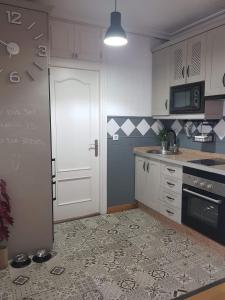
[{"xmin": 1, "ymin": 209, "xmax": 225, "ymax": 299}]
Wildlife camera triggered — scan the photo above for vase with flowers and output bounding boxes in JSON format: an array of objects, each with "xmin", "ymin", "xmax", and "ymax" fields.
[{"xmin": 0, "ymin": 179, "xmax": 13, "ymax": 269}]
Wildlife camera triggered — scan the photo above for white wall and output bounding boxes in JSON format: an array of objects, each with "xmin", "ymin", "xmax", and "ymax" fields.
[{"xmin": 103, "ymin": 33, "xmax": 153, "ymax": 116}]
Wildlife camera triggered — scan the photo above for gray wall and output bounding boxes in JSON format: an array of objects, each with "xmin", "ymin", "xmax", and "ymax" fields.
[
  {"xmin": 0, "ymin": 4, "xmax": 53, "ymax": 257},
  {"xmin": 107, "ymin": 117, "xmax": 160, "ymax": 208}
]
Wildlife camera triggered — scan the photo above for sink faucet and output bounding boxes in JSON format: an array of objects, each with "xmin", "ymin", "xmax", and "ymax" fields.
[{"xmin": 167, "ymin": 129, "xmax": 178, "ymax": 152}]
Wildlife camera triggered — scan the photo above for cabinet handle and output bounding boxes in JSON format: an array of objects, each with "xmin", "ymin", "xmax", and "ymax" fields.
[
  {"xmin": 187, "ymin": 65, "xmax": 190, "ymax": 77},
  {"xmin": 165, "ymin": 99, "xmax": 168, "ymax": 110},
  {"xmin": 147, "ymin": 162, "xmax": 150, "ymax": 173},
  {"xmin": 73, "ymin": 53, "xmax": 78, "ymax": 59},
  {"xmin": 223, "ymin": 73, "xmax": 225, "ymax": 87},
  {"xmin": 143, "ymin": 162, "xmax": 146, "ymax": 171},
  {"xmin": 166, "ymin": 196, "xmax": 175, "ymax": 201},
  {"xmin": 167, "ymin": 181, "xmax": 175, "ymax": 187},
  {"xmin": 166, "ymin": 209, "xmax": 174, "ymax": 215},
  {"xmin": 167, "ymin": 168, "xmax": 175, "ymax": 173},
  {"xmin": 182, "ymin": 66, "xmax": 185, "ymax": 78}
]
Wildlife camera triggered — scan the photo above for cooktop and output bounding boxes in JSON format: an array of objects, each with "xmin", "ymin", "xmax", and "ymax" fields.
[{"xmin": 189, "ymin": 158, "xmax": 225, "ymax": 166}]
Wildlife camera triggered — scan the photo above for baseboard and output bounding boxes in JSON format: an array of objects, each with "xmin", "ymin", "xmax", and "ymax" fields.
[
  {"xmin": 107, "ymin": 202, "xmax": 138, "ymax": 214},
  {"xmin": 54, "ymin": 213, "xmax": 100, "ymax": 224}
]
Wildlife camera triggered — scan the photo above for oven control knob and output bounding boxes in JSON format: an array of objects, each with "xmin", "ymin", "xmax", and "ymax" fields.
[
  {"xmin": 200, "ymin": 182, "xmax": 206, "ymax": 187},
  {"xmin": 193, "ymin": 180, "xmax": 199, "ymax": 185},
  {"xmin": 207, "ymin": 184, "xmax": 213, "ymax": 190}
]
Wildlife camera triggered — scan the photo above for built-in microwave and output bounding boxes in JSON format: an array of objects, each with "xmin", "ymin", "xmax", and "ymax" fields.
[{"xmin": 170, "ymin": 81, "xmax": 205, "ymax": 114}]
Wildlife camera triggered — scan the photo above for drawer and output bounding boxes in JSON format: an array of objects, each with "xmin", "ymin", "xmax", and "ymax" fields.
[
  {"xmin": 161, "ymin": 163, "xmax": 182, "ymax": 179},
  {"xmin": 161, "ymin": 176, "xmax": 182, "ymax": 194},
  {"xmin": 160, "ymin": 202, "xmax": 181, "ymax": 224},
  {"xmin": 160, "ymin": 189, "xmax": 181, "ymax": 208}
]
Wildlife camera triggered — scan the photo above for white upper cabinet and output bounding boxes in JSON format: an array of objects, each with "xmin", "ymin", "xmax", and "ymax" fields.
[
  {"xmin": 152, "ymin": 47, "xmax": 170, "ymax": 116},
  {"xmin": 170, "ymin": 33, "xmax": 206, "ymax": 86},
  {"xmin": 50, "ymin": 20, "xmax": 74, "ymax": 59},
  {"xmin": 205, "ymin": 25, "xmax": 225, "ymax": 96},
  {"xmin": 50, "ymin": 19, "xmax": 102, "ymax": 62},
  {"xmin": 170, "ymin": 41, "xmax": 187, "ymax": 86},
  {"xmin": 75, "ymin": 24, "xmax": 102, "ymax": 62},
  {"xmin": 186, "ymin": 33, "xmax": 206, "ymax": 83}
]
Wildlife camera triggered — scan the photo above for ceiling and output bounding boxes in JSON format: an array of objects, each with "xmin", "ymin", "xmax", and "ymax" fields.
[{"xmin": 37, "ymin": 0, "xmax": 225, "ymax": 37}]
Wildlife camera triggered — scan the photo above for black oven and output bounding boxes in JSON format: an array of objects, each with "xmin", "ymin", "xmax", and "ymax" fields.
[
  {"xmin": 170, "ymin": 81, "xmax": 205, "ymax": 114},
  {"xmin": 182, "ymin": 167, "xmax": 225, "ymax": 245}
]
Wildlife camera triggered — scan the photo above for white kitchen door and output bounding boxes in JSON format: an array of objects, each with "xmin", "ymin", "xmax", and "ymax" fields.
[{"xmin": 50, "ymin": 67, "xmax": 100, "ymax": 222}]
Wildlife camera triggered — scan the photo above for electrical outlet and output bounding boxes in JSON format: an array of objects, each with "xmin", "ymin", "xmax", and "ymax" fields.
[{"xmin": 113, "ymin": 134, "xmax": 119, "ymax": 141}]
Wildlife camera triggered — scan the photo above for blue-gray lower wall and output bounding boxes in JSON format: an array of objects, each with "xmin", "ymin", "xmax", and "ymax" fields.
[
  {"xmin": 107, "ymin": 116, "xmax": 225, "ymax": 208},
  {"xmin": 107, "ymin": 117, "xmax": 159, "ymax": 207}
]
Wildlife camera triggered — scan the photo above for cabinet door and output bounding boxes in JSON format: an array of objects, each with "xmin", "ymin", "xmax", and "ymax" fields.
[
  {"xmin": 145, "ymin": 160, "xmax": 161, "ymax": 212},
  {"xmin": 50, "ymin": 20, "xmax": 75, "ymax": 59},
  {"xmin": 186, "ymin": 33, "xmax": 206, "ymax": 83},
  {"xmin": 170, "ymin": 41, "xmax": 187, "ymax": 86},
  {"xmin": 75, "ymin": 24, "xmax": 102, "ymax": 62},
  {"xmin": 205, "ymin": 25, "xmax": 225, "ymax": 96},
  {"xmin": 152, "ymin": 48, "xmax": 170, "ymax": 116},
  {"xmin": 135, "ymin": 156, "xmax": 147, "ymax": 204}
]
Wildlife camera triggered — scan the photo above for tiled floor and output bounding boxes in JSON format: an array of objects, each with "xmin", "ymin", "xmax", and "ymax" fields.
[{"xmin": 1, "ymin": 209, "xmax": 225, "ymax": 299}]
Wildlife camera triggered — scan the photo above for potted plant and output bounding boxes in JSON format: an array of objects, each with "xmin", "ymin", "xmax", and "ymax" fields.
[
  {"xmin": 0, "ymin": 180, "xmax": 13, "ymax": 269},
  {"xmin": 158, "ymin": 128, "xmax": 169, "ymax": 153}
]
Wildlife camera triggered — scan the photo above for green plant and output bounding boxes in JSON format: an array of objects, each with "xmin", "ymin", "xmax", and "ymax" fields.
[{"xmin": 158, "ymin": 128, "xmax": 168, "ymax": 142}]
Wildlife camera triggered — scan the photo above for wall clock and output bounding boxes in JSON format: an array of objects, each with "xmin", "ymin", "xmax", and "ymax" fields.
[{"xmin": 0, "ymin": 4, "xmax": 49, "ymax": 84}]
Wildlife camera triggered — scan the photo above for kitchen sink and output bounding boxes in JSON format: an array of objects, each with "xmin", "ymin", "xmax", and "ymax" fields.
[{"xmin": 146, "ymin": 149, "xmax": 179, "ymax": 155}]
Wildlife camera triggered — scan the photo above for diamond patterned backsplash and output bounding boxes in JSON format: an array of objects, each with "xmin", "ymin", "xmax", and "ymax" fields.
[{"xmin": 107, "ymin": 116, "xmax": 225, "ymax": 142}]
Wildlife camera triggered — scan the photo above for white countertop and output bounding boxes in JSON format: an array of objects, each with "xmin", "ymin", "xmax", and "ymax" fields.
[{"xmin": 134, "ymin": 146, "xmax": 225, "ymax": 176}]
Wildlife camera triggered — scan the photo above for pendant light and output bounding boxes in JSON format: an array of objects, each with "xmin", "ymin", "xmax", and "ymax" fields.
[{"xmin": 104, "ymin": 0, "xmax": 128, "ymax": 47}]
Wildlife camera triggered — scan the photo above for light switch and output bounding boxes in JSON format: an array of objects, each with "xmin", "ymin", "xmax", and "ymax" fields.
[{"xmin": 113, "ymin": 134, "xmax": 119, "ymax": 141}]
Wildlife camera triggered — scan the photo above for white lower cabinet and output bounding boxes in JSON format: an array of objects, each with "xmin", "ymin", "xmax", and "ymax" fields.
[
  {"xmin": 135, "ymin": 156, "xmax": 183, "ymax": 224},
  {"xmin": 160, "ymin": 162, "xmax": 182, "ymax": 224},
  {"xmin": 135, "ymin": 156, "xmax": 161, "ymax": 212}
]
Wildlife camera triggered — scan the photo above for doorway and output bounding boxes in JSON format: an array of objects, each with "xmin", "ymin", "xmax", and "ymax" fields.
[{"xmin": 50, "ymin": 67, "xmax": 101, "ymax": 222}]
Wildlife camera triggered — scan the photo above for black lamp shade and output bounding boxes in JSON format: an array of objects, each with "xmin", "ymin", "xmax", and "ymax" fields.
[{"xmin": 104, "ymin": 11, "xmax": 128, "ymax": 46}]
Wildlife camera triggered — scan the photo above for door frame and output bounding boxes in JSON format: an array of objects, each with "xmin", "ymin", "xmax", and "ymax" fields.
[{"xmin": 50, "ymin": 57, "xmax": 107, "ymax": 215}]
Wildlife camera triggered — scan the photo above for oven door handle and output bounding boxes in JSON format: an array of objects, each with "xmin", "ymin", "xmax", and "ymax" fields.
[{"xmin": 183, "ymin": 188, "xmax": 222, "ymax": 205}]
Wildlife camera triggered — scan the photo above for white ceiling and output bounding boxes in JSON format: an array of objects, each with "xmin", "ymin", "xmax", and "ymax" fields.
[{"xmin": 37, "ymin": 0, "xmax": 225, "ymax": 36}]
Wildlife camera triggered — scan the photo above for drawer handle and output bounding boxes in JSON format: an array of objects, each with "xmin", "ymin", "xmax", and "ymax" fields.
[
  {"xmin": 223, "ymin": 73, "xmax": 225, "ymax": 87},
  {"xmin": 166, "ymin": 209, "xmax": 174, "ymax": 215},
  {"xmin": 167, "ymin": 168, "xmax": 175, "ymax": 173},
  {"xmin": 167, "ymin": 181, "xmax": 175, "ymax": 187},
  {"xmin": 166, "ymin": 196, "xmax": 175, "ymax": 201}
]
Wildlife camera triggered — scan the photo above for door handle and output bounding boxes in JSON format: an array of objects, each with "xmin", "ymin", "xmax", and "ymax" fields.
[
  {"xmin": 51, "ymin": 158, "xmax": 56, "ymax": 178},
  {"xmin": 223, "ymin": 73, "xmax": 225, "ymax": 87},
  {"xmin": 52, "ymin": 181, "xmax": 56, "ymax": 201},
  {"xmin": 143, "ymin": 162, "xmax": 146, "ymax": 171},
  {"xmin": 89, "ymin": 139, "xmax": 99, "ymax": 157},
  {"xmin": 183, "ymin": 188, "xmax": 222, "ymax": 205}
]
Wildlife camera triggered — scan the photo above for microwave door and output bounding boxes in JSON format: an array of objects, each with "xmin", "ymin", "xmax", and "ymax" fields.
[{"xmin": 172, "ymin": 89, "xmax": 189, "ymax": 113}]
